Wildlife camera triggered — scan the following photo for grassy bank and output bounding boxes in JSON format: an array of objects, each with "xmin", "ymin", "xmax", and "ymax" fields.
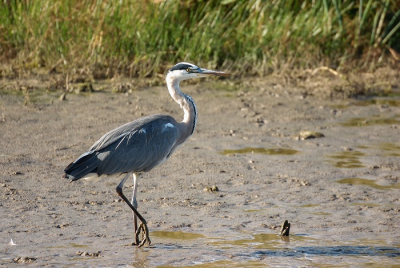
[{"xmin": 1, "ymin": 0, "xmax": 399, "ymax": 77}]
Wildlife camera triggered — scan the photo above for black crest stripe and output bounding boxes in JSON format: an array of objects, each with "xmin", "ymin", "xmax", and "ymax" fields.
[{"xmin": 169, "ymin": 63, "xmax": 193, "ymax": 72}]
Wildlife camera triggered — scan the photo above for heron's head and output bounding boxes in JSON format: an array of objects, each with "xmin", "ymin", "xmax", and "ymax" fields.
[{"xmin": 167, "ymin": 62, "xmax": 229, "ymax": 82}]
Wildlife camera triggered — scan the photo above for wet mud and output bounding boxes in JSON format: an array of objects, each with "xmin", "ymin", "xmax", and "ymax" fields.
[{"xmin": 0, "ymin": 78, "xmax": 399, "ymax": 267}]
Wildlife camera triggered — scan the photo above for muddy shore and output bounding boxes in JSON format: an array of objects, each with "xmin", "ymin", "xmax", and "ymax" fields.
[{"xmin": 1, "ymin": 73, "xmax": 400, "ymax": 267}]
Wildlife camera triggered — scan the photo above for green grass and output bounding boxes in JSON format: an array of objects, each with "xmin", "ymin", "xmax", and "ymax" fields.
[{"xmin": 0, "ymin": 0, "xmax": 399, "ymax": 77}]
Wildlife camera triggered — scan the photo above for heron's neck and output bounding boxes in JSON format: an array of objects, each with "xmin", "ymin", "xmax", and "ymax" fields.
[{"xmin": 166, "ymin": 77, "xmax": 197, "ymax": 137}]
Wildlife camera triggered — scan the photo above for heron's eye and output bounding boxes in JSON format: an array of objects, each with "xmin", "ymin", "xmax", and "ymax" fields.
[{"xmin": 186, "ymin": 68, "xmax": 191, "ymax": 73}]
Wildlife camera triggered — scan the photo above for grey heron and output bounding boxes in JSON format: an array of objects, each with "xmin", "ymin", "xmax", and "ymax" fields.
[{"xmin": 63, "ymin": 62, "xmax": 229, "ymax": 247}]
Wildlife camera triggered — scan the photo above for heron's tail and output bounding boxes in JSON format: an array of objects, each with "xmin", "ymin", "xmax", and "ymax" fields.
[{"xmin": 63, "ymin": 151, "xmax": 98, "ymax": 181}]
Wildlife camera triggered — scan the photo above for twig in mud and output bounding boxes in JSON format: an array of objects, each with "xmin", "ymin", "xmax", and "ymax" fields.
[
  {"xmin": 388, "ymin": 48, "xmax": 400, "ymax": 61},
  {"xmin": 76, "ymin": 251, "xmax": 101, "ymax": 257},
  {"xmin": 203, "ymin": 185, "xmax": 219, "ymax": 192},
  {"xmin": 306, "ymin": 66, "xmax": 342, "ymax": 77},
  {"xmin": 59, "ymin": 74, "xmax": 68, "ymax": 101},
  {"xmin": 48, "ymin": 58, "xmax": 64, "ymax": 74},
  {"xmin": 22, "ymin": 87, "xmax": 31, "ymax": 106},
  {"xmin": 279, "ymin": 220, "xmax": 290, "ymax": 236}
]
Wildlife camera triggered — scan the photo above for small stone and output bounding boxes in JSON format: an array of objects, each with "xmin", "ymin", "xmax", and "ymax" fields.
[
  {"xmin": 13, "ymin": 257, "xmax": 36, "ymax": 263},
  {"xmin": 342, "ymin": 147, "xmax": 353, "ymax": 151},
  {"xmin": 298, "ymin": 131, "xmax": 325, "ymax": 140},
  {"xmin": 74, "ymin": 83, "xmax": 93, "ymax": 93},
  {"xmin": 59, "ymin": 92, "xmax": 67, "ymax": 101},
  {"xmin": 203, "ymin": 185, "xmax": 219, "ymax": 192},
  {"xmin": 55, "ymin": 223, "xmax": 70, "ymax": 228}
]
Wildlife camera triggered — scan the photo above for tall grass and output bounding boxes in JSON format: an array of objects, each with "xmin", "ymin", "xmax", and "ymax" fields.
[{"xmin": 0, "ymin": 0, "xmax": 399, "ymax": 77}]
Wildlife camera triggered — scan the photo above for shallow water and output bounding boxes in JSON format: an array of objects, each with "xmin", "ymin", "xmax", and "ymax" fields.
[
  {"xmin": 158, "ymin": 260, "xmax": 267, "ymax": 268},
  {"xmin": 152, "ymin": 231, "xmax": 205, "ymax": 240},
  {"xmin": 326, "ymin": 151, "xmax": 365, "ymax": 168},
  {"xmin": 338, "ymin": 178, "xmax": 400, "ymax": 190},
  {"xmin": 351, "ymin": 98, "xmax": 400, "ymax": 107},
  {"xmin": 331, "ymin": 97, "xmax": 400, "ymax": 109},
  {"xmin": 340, "ymin": 115, "xmax": 399, "ymax": 126},
  {"xmin": 220, "ymin": 147, "xmax": 299, "ymax": 156},
  {"xmin": 358, "ymin": 142, "xmax": 400, "ymax": 157},
  {"xmin": 149, "ymin": 230, "xmax": 400, "ymax": 267},
  {"xmin": 46, "ymin": 243, "xmax": 90, "ymax": 249},
  {"xmin": 298, "ymin": 204, "xmax": 320, "ymax": 208},
  {"xmin": 209, "ymin": 233, "xmax": 314, "ymax": 250}
]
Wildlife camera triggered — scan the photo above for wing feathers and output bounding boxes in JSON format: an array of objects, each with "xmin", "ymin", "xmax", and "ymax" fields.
[
  {"xmin": 64, "ymin": 151, "xmax": 98, "ymax": 181},
  {"xmin": 64, "ymin": 115, "xmax": 181, "ymax": 180}
]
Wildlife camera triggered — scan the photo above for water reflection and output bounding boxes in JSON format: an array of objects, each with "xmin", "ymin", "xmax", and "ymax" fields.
[
  {"xmin": 132, "ymin": 246, "xmax": 150, "ymax": 268},
  {"xmin": 143, "ymin": 230, "xmax": 400, "ymax": 267},
  {"xmin": 157, "ymin": 260, "xmax": 266, "ymax": 268},
  {"xmin": 210, "ymin": 233, "xmax": 313, "ymax": 250},
  {"xmin": 252, "ymin": 245, "xmax": 400, "ymax": 257},
  {"xmin": 153, "ymin": 232, "xmax": 400, "ymax": 268}
]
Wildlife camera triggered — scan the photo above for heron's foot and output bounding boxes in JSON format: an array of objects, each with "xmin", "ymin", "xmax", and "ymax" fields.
[
  {"xmin": 134, "ymin": 222, "xmax": 151, "ymax": 247},
  {"xmin": 131, "ymin": 227, "xmax": 141, "ymax": 246},
  {"xmin": 133, "ymin": 230, "xmax": 141, "ymax": 246}
]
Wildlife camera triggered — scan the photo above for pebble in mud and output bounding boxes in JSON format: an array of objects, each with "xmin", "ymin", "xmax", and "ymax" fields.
[
  {"xmin": 203, "ymin": 185, "xmax": 219, "ymax": 192},
  {"xmin": 55, "ymin": 223, "xmax": 70, "ymax": 228},
  {"xmin": 76, "ymin": 251, "xmax": 101, "ymax": 257},
  {"xmin": 13, "ymin": 257, "xmax": 37, "ymax": 263},
  {"xmin": 296, "ymin": 130, "xmax": 325, "ymax": 140}
]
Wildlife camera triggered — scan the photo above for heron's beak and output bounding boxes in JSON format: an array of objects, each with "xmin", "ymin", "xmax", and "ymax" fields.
[{"xmin": 197, "ymin": 68, "xmax": 230, "ymax": 77}]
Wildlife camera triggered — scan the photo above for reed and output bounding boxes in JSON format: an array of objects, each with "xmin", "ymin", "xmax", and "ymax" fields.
[{"xmin": 0, "ymin": 0, "xmax": 399, "ymax": 77}]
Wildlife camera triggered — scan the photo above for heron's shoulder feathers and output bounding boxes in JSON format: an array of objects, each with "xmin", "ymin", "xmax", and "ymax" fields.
[{"xmin": 89, "ymin": 114, "xmax": 178, "ymax": 151}]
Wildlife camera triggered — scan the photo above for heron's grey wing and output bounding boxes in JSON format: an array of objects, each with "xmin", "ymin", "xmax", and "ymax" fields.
[
  {"xmin": 95, "ymin": 118, "xmax": 180, "ymax": 176},
  {"xmin": 89, "ymin": 114, "xmax": 170, "ymax": 152}
]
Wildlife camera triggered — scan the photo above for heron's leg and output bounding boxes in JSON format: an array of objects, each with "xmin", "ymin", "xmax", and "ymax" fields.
[
  {"xmin": 116, "ymin": 172, "xmax": 151, "ymax": 247},
  {"xmin": 131, "ymin": 173, "xmax": 139, "ymax": 245}
]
